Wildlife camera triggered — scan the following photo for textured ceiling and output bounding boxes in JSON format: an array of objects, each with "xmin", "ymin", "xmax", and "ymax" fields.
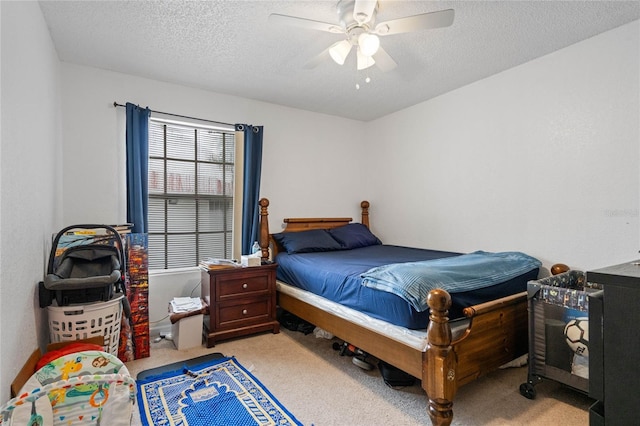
[{"xmin": 39, "ymin": 1, "xmax": 639, "ymax": 122}]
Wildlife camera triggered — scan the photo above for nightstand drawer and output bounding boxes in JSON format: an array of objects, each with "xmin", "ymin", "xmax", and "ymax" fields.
[
  {"xmin": 218, "ymin": 299, "xmax": 270, "ymax": 327},
  {"xmin": 217, "ymin": 274, "xmax": 270, "ymax": 300}
]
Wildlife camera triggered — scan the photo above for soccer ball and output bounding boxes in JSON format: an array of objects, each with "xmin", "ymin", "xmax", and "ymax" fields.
[{"xmin": 564, "ymin": 317, "xmax": 589, "ymax": 357}]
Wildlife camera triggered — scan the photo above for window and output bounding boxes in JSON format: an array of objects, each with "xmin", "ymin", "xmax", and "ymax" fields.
[{"xmin": 148, "ymin": 118, "xmax": 236, "ymax": 269}]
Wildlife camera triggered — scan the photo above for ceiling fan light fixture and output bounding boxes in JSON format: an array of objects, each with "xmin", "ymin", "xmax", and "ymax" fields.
[
  {"xmin": 357, "ymin": 48, "xmax": 375, "ymax": 70},
  {"xmin": 271, "ymin": 3, "xmax": 455, "ymax": 76},
  {"xmin": 329, "ymin": 39, "xmax": 352, "ymax": 65},
  {"xmin": 358, "ymin": 33, "xmax": 380, "ymax": 57}
]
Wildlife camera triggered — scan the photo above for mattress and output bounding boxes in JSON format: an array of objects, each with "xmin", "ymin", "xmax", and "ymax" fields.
[{"xmin": 275, "ymin": 244, "xmax": 539, "ymax": 329}]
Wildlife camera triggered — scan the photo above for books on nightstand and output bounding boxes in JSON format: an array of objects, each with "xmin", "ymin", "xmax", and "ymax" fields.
[{"xmin": 199, "ymin": 258, "xmax": 239, "ymax": 270}]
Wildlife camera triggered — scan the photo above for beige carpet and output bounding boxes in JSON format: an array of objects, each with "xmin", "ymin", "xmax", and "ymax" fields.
[{"xmin": 126, "ymin": 328, "xmax": 592, "ymax": 425}]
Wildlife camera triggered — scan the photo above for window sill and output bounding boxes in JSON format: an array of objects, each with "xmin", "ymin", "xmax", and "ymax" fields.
[{"xmin": 149, "ymin": 266, "xmax": 201, "ymax": 276}]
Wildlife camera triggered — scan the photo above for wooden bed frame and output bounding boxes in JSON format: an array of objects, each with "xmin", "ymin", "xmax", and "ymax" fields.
[{"xmin": 258, "ymin": 198, "xmax": 529, "ymax": 426}]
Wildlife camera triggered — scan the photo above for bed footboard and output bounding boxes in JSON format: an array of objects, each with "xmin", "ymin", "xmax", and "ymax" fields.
[
  {"xmin": 424, "ymin": 289, "xmax": 528, "ymax": 426},
  {"xmin": 454, "ymin": 291, "xmax": 528, "ymax": 386},
  {"xmin": 280, "ymin": 284, "xmax": 527, "ymax": 426}
]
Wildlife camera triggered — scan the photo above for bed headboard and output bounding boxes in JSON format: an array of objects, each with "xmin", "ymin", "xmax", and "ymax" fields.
[{"xmin": 258, "ymin": 198, "xmax": 370, "ymax": 260}]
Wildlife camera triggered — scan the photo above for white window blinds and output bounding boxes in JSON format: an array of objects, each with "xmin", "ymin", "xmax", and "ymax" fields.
[{"xmin": 148, "ymin": 118, "xmax": 235, "ymax": 269}]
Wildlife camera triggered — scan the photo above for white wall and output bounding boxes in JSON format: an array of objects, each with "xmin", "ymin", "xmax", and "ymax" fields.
[
  {"xmin": 61, "ymin": 64, "xmax": 368, "ymax": 227},
  {"xmin": 365, "ymin": 21, "xmax": 640, "ymax": 272},
  {"xmin": 60, "ymin": 64, "xmax": 367, "ymax": 334},
  {"xmin": 0, "ymin": 1, "xmax": 62, "ymax": 402}
]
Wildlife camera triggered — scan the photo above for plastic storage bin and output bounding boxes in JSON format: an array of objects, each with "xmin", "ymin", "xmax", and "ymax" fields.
[
  {"xmin": 171, "ymin": 313, "xmax": 204, "ymax": 350},
  {"xmin": 47, "ymin": 295, "xmax": 123, "ymax": 355},
  {"xmin": 519, "ymin": 270, "xmax": 602, "ymax": 399}
]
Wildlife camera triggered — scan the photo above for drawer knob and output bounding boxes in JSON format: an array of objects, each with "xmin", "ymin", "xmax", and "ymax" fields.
[
  {"xmin": 242, "ymin": 309, "xmax": 248, "ymax": 315},
  {"xmin": 242, "ymin": 283, "xmax": 248, "ymax": 289}
]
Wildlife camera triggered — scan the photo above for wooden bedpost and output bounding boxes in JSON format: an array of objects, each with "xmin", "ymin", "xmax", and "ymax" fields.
[
  {"xmin": 259, "ymin": 198, "xmax": 270, "ymax": 260},
  {"xmin": 424, "ymin": 289, "xmax": 457, "ymax": 426},
  {"xmin": 361, "ymin": 201, "xmax": 370, "ymax": 228}
]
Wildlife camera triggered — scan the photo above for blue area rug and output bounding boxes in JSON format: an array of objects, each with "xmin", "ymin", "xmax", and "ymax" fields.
[{"xmin": 136, "ymin": 356, "xmax": 303, "ymax": 426}]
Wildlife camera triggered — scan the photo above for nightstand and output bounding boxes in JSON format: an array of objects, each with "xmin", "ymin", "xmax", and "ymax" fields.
[{"xmin": 201, "ymin": 263, "xmax": 279, "ymax": 347}]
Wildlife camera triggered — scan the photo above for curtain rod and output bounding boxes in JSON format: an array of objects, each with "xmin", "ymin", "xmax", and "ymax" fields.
[{"xmin": 113, "ymin": 102, "xmax": 235, "ymax": 127}]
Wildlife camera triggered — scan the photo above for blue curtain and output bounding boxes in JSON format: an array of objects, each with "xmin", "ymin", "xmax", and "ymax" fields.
[
  {"xmin": 237, "ymin": 124, "xmax": 263, "ymax": 255},
  {"xmin": 126, "ymin": 103, "xmax": 151, "ymax": 234}
]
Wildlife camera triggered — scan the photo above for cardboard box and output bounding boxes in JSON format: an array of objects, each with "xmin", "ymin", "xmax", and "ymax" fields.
[
  {"xmin": 10, "ymin": 336, "xmax": 104, "ymax": 397},
  {"xmin": 172, "ymin": 313, "xmax": 203, "ymax": 350}
]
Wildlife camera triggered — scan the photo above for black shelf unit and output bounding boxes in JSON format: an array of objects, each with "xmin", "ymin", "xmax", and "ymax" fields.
[{"xmin": 587, "ymin": 260, "xmax": 640, "ymax": 425}]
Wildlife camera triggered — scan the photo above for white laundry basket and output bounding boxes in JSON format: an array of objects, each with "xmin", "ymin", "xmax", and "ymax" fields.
[{"xmin": 47, "ymin": 294, "xmax": 123, "ymax": 355}]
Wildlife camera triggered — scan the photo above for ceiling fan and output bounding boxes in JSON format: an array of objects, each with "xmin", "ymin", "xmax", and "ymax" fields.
[{"xmin": 269, "ymin": 0, "xmax": 454, "ymax": 72}]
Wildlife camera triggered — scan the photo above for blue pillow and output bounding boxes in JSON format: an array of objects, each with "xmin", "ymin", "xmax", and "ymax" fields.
[
  {"xmin": 328, "ymin": 223, "xmax": 382, "ymax": 250},
  {"xmin": 272, "ymin": 229, "xmax": 342, "ymax": 254}
]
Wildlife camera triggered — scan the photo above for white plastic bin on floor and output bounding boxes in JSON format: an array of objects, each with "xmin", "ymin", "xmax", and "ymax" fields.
[
  {"xmin": 47, "ymin": 295, "xmax": 123, "ymax": 355},
  {"xmin": 171, "ymin": 313, "xmax": 203, "ymax": 350}
]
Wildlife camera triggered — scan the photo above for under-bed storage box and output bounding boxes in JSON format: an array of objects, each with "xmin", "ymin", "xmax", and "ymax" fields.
[{"xmin": 520, "ymin": 270, "xmax": 602, "ymax": 399}]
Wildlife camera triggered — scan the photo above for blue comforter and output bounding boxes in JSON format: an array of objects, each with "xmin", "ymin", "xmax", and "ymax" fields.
[
  {"xmin": 361, "ymin": 251, "xmax": 542, "ymax": 312},
  {"xmin": 275, "ymin": 245, "xmax": 539, "ymax": 329}
]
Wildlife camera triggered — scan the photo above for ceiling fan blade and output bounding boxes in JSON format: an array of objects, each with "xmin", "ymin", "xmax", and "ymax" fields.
[
  {"xmin": 357, "ymin": 49, "xmax": 375, "ymax": 70},
  {"xmin": 303, "ymin": 47, "xmax": 331, "ymax": 69},
  {"xmin": 269, "ymin": 13, "xmax": 343, "ymax": 34},
  {"xmin": 372, "ymin": 46, "xmax": 397, "ymax": 72},
  {"xmin": 353, "ymin": 0, "xmax": 377, "ymax": 25},
  {"xmin": 374, "ymin": 9, "xmax": 454, "ymax": 36}
]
